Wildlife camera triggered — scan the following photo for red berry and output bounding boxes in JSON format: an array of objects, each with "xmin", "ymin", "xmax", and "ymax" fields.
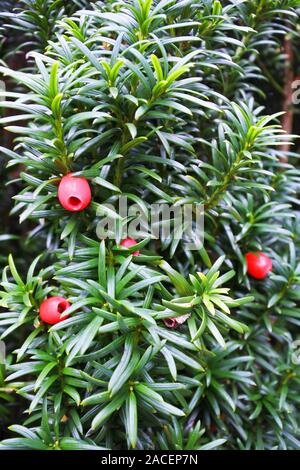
[
  {"xmin": 246, "ymin": 252, "xmax": 272, "ymax": 279},
  {"xmin": 120, "ymin": 237, "xmax": 140, "ymax": 256},
  {"xmin": 39, "ymin": 296, "xmax": 71, "ymax": 325},
  {"xmin": 58, "ymin": 173, "xmax": 91, "ymax": 212}
]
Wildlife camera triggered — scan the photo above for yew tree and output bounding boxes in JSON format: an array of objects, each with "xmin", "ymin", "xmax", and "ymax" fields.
[{"xmin": 0, "ymin": 0, "xmax": 300, "ymax": 450}]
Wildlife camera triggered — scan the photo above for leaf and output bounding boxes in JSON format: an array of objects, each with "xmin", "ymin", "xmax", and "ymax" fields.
[
  {"xmin": 0, "ymin": 438, "xmax": 49, "ymax": 450},
  {"xmin": 71, "ymin": 38, "xmax": 102, "ymax": 71},
  {"xmin": 199, "ymin": 439, "xmax": 227, "ymax": 450},
  {"xmin": 125, "ymin": 123, "xmax": 137, "ymax": 139},
  {"xmin": 8, "ymin": 425, "xmax": 37, "ymax": 440},
  {"xmin": 16, "ymin": 327, "xmax": 43, "ymax": 362},
  {"xmin": 120, "ymin": 137, "xmax": 148, "ymax": 154},
  {"xmin": 49, "ymin": 62, "xmax": 59, "ymax": 98},
  {"xmin": 91, "ymin": 393, "xmax": 127, "ymax": 430},
  {"xmin": 120, "ymin": 275, "xmax": 166, "ymax": 299},
  {"xmin": 75, "ymin": 130, "xmax": 117, "ymax": 158},
  {"xmin": 8, "ymin": 255, "xmax": 24, "ymax": 286},
  {"xmin": 159, "ymin": 261, "xmax": 194, "ymax": 296},
  {"xmin": 108, "ymin": 335, "xmax": 134, "ymax": 392},
  {"xmin": 126, "ymin": 391, "xmax": 138, "ymax": 449},
  {"xmin": 206, "ymin": 318, "xmax": 226, "ymax": 348},
  {"xmin": 34, "ymin": 362, "xmax": 57, "ymax": 391},
  {"xmin": 60, "ymin": 438, "xmax": 106, "ymax": 450},
  {"xmin": 94, "ymin": 177, "xmax": 121, "ymax": 193},
  {"xmin": 20, "ymin": 194, "xmax": 54, "ymax": 223},
  {"xmin": 29, "ymin": 374, "xmax": 59, "ymax": 413},
  {"xmin": 66, "ymin": 316, "xmax": 103, "ymax": 365},
  {"xmin": 142, "ymin": 395, "xmax": 185, "ymax": 417},
  {"xmin": 81, "ymin": 391, "xmax": 110, "ymax": 406},
  {"xmin": 109, "ymin": 352, "xmax": 140, "ymax": 397},
  {"xmin": 167, "ymin": 345, "xmax": 204, "ymax": 371},
  {"xmin": 161, "ymin": 347, "xmax": 177, "ymax": 380},
  {"xmin": 264, "ymin": 401, "xmax": 283, "ymax": 429},
  {"xmin": 98, "ymin": 240, "xmax": 107, "ymax": 288},
  {"xmin": 61, "ymin": 218, "xmax": 78, "ymax": 240},
  {"xmin": 63, "ymin": 385, "xmax": 81, "ymax": 406},
  {"xmin": 191, "ymin": 310, "xmax": 207, "ymax": 342}
]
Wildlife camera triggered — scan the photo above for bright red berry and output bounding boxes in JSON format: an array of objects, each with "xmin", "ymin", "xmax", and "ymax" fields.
[
  {"xmin": 246, "ymin": 252, "xmax": 272, "ymax": 279},
  {"xmin": 120, "ymin": 237, "xmax": 140, "ymax": 256},
  {"xmin": 39, "ymin": 296, "xmax": 71, "ymax": 325},
  {"xmin": 58, "ymin": 173, "xmax": 91, "ymax": 212}
]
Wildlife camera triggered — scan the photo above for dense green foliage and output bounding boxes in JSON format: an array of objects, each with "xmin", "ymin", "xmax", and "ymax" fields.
[{"xmin": 0, "ymin": 0, "xmax": 300, "ymax": 450}]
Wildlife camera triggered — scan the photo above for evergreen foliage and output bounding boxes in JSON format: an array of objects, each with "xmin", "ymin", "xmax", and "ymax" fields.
[{"xmin": 0, "ymin": 0, "xmax": 299, "ymax": 450}]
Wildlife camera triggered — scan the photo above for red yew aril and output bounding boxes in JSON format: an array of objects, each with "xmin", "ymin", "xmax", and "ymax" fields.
[
  {"xmin": 58, "ymin": 173, "xmax": 91, "ymax": 212},
  {"xmin": 246, "ymin": 252, "xmax": 272, "ymax": 279},
  {"xmin": 39, "ymin": 296, "xmax": 71, "ymax": 325}
]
